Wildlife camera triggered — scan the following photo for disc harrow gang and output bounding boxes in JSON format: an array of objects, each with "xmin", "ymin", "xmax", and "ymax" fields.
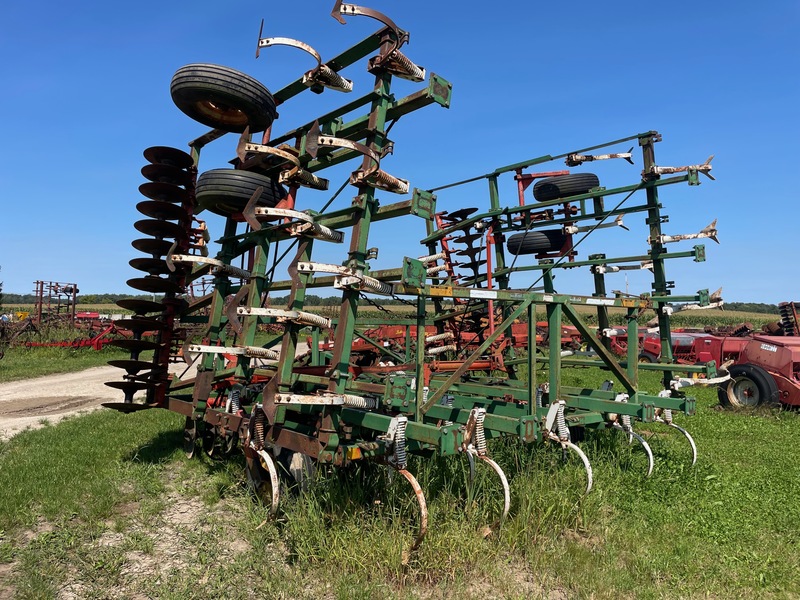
[{"xmin": 106, "ymin": 2, "xmax": 723, "ymax": 557}]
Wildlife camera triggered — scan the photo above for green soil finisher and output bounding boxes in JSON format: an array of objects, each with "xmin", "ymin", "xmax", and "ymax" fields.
[{"xmin": 106, "ymin": 2, "xmax": 724, "ymax": 555}]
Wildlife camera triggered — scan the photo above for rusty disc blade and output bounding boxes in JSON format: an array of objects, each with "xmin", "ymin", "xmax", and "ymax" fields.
[
  {"xmin": 115, "ymin": 316, "xmax": 167, "ymax": 334},
  {"xmin": 131, "ymin": 238, "xmax": 173, "ymax": 257},
  {"xmin": 136, "ymin": 200, "xmax": 185, "ymax": 221},
  {"xmin": 116, "ymin": 298, "xmax": 164, "ymax": 314},
  {"xmin": 455, "ymin": 246, "xmax": 483, "ymax": 257},
  {"xmin": 450, "ymin": 232, "xmax": 483, "ymax": 245},
  {"xmin": 129, "ymin": 257, "xmax": 170, "ymax": 276},
  {"xmin": 134, "ymin": 219, "xmax": 186, "ymax": 239},
  {"xmin": 457, "ymin": 259, "xmax": 487, "ymax": 270},
  {"xmin": 143, "ymin": 146, "xmax": 193, "ymax": 169},
  {"xmin": 139, "ymin": 181, "xmax": 190, "ymax": 204},
  {"xmin": 442, "ymin": 207, "xmax": 478, "ymax": 222},
  {"xmin": 109, "ymin": 338, "xmax": 162, "ymax": 352},
  {"xmin": 127, "ymin": 277, "xmax": 183, "ymax": 294},
  {"xmin": 107, "ymin": 359, "xmax": 165, "ymax": 374},
  {"xmin": 101, "ymin": 401, "xmax": 156, "ymax": 413},
  {"xmin": 141, "ymin": 163, "xmax": 192, "ymax": 187}
]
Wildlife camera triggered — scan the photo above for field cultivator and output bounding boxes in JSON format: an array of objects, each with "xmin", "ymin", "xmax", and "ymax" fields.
[
  {"xmin": 0, "ymin": 280, "xmax": 137, "ymax": 358},
  {"xmin": 106, "ymin": 2, "xmax": 725, "ymax": 553}
]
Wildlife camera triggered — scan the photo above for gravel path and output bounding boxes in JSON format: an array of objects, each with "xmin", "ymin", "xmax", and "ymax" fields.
[{"xmin": 0, "ymin": 366, "xmax": 123, "ymax": 440}]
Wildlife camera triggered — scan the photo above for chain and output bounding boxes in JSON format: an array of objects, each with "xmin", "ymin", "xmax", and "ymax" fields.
[
  {"xmin": 359, "ymin": 292, "xmax": 395, "ymax": 315},
  {"xmin": 358, "ymin": 292, "xmax": 425, "ymax": 319}
]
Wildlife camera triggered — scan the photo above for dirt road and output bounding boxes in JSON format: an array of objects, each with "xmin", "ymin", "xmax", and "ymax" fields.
[
  {"xmin": 0, "ymin": 366, "xmax": 128, "ymax": 440},
  {"xmin": 0, "ymin": 347, "xmax": 304, "ymax": 440},
  {"xmin": 0, "ymin": 360, "xmax": 200, "ymax": 440}
]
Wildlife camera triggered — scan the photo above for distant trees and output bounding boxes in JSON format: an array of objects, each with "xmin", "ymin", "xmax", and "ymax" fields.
[{"xmin": 724, "ymin": 302, "xmax": 779, "ymax": 315}]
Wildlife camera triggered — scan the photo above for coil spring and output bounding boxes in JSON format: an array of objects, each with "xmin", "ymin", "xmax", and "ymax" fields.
[
  {"xmin": 342, "ymin": 394, "xmax": 378, "ymax": 409},
  {"xmin": 556, "ymin": 403, "xmax": 570, "ymax": 442},
  {"xmin": 244, "ymin": 346, "xmax": 279, "ymax": 360},
  {"xmin": 438, "ymin": 393, "xmax": 454, "ymax": 426},
  {"xmin": 427, "ymin": 343, "xmax": 457, "ymax": 356},
  {"xmin": 426, "ymin": 264, "xmax": 447, "ymax": 275},
  {"xmin": 368, "ymin": 169, "xmax": 409, "ymax": 194},
  {"xmin": 229, "ymin": 386, "xmax": 241, "ymax": 413},
  {"xmin": 386, "ymin": 49, "xmax": 425, "ymax": 82},
  {"xmin": 281, "ymin": 168, "xmax": 328, "ymax": 191},
  {"xmin": 474, "ymin": 408, "xmax": 487, "ymax": 454},
  {"xmin": 535, "ymin": 386, "xmax": 544, "ymax": 409},
  {"xmin": 425, "ymin": 332, "xmax": 454, "ymax": 344},
  {"xmin": 621, "ymin": 414, "xmax": 632, "ymax": 432},
  {"xmin": 215, "ymin": 264, "xmax": 251, "ymax": 279},
  {"xmin": 252, "ymin": 409, "xmax": 266, "ymax": 447},
  {"xmin": 361, "ymin": 276, "xmax": 393, "ymax": 295},
  {"xmin": 309, "ymin": 222, "xmax": 344, "ymax": 243},
  {"xmin": 663, "ymin": 408, "xmax": 673, "ymax": 424},
  {"xmin": 317, "ymin": 64, "xmax": 354, "ymax": 92},
  {"xmin": 295, "ymin": 311, "xmax": 332, "ymax": 329},
  {"xmin": 418, "ymin": 252, "xmax": 446, "ymax": 264},
  {"xmin": 394, "ymin": 417, "xmax": 408, "ymax": 469}
]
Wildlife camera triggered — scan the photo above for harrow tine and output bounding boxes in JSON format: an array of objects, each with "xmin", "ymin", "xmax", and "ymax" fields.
[
  {"xmin": 656, "ymin": 410, "xmax": 698, "ymax": 466},
  {"xmin": 668, "ymin": 423, "xmax": 698, "ymax": 466},
  {"xmin": 612, "ymin": 423, "xmax": 654, "ymax": 477},
  {"xmin": 394, "ymin": 467, "xmax": 428, "ymax": 564},
  {"xmin": 254, "ymin": 448, "xmax": 281, "ymax": 517},
  {"xmin": 466, "ymin": 449, "xmax": 510, "ymax": 534},
  {"xmin": 565, "ymin": 441, "xmax": 594, "ymax": 494},
  {"xmin": 242, "ymin": 184, "xmax": 265, "ymax": 231},
  {"xmin": 225, "ymin": 284, "xmax": 251, "ymax": 335},
  {"xmin": 465, "ymin": 446, "xmax": 476, "ymax": 484},
  {"xmin": 549, "ymin": 435, "xmax": 594, "ymax": 494}
]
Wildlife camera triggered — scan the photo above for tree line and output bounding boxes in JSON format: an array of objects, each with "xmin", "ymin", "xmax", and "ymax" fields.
[{"xmin": 1, "ymin": 292, "xmax": 418, "ymax": 307}]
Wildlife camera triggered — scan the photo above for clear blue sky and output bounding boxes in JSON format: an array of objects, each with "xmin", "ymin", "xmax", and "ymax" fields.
[{"xmin": 1, "ymin": 1, "xmax": 797, "ymax": 303}]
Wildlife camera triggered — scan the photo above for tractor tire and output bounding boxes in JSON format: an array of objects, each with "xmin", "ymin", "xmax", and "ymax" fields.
[
  {"xmin": 532, "ymin": 173, "xmax": 600, "ymax": 202},
  {"xmin": 196, "ymin": 169, "xmax": 286, "ymax": 216},
  {"xmin": 717, "ymin": 364, "xmax": 780, "ymax": 408},
  {"xmin": 170, "ymin": 64, "xmax": 277, "ymax": 133},
  {"xmin": 506, "ymin": 229, "xmax": 567, "ymax": 256}
]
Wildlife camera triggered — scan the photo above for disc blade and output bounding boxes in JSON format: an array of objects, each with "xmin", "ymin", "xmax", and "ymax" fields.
[
  {"xmin": 116, "ymin": 298, "xmax": 164, "ymax": 314},
  {"xmin": 132, "ymin": 238, "xmax": 173, "ymax": 257},
  {"xmin": 127, "ymin": 277, "xmax": 183, "ymax": 294},
  {"xmin": 139, "ymin": 182, "xmax": 190, "ymax": 204},
  {"xmin": 143, "ymin": 146, "xmax": 193, "ymax": 169},
  {"xmin": 134, "ymin": 219, "xmax": 186, "ymax": 239},
  {"xmin": 136, "ymin": 200, "xmax": 185, "ymax": 221},
  {"xmin": 141, "ymin": 163, "xmax": 192, "ymax": 187}
]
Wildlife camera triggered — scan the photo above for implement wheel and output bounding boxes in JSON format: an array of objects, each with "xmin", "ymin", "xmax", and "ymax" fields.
[
  {"xmin": 506, "ymin": 229, "xmax": 567, "ymax": 255},
  {"xmin": 170, "ymin": 64, "xmax": 277, "ymax": 133},
  {"xmin": 533, "ymin": 173, "xmax": 600, "ymax": 202},
  {"xmin": 196, "ymin": 169, "xmax": 286, "ymax": 216},
  {"xmin": 718, "ymin": 364, "xmax": 779, "ymax": 408}
]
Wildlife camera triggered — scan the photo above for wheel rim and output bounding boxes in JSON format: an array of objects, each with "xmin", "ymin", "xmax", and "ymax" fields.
[
  {"xmin": 728, "ymin": 377, "xmax": 760, "ymax": 407},
  {"xmin": 194, "ymin": 100, "xmax": 248, "ymax": 129}
]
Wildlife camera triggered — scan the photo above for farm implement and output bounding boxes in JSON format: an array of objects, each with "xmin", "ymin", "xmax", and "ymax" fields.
[{"xmin": 106, "ymin": 2, "xmax": 724, "ymax": 553}]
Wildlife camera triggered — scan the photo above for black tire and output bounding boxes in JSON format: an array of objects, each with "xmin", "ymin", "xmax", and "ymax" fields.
[
  {"xmin": 718, "ymin": 364, "xmax": 780, "ymax": 408},
  {"xmin": 507, "ymin": 229, "xmax": 568, "ymax": 255},
  {"xmin": 170, "ymin": 64, "xmax": 277, "ymax": 133},
  {"xmin": 196, "ymin": 169, "xmax": 286, "ymax": 216},
  {"xmin": 532, "ymin": 173, "xmax": 600, "ymax": 202},
  {"xmin": 639, "ymin": 352, "xmax": 658, "ymax": 363}
]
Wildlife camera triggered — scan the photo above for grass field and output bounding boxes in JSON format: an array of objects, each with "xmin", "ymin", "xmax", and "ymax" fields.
[
  {"xmin": 0, "ymin": 308, "xmax": 795, "ymax": 597},
  {"xmin": 1, "ymin": 367, "xmax": 799, "ymax": 597}
]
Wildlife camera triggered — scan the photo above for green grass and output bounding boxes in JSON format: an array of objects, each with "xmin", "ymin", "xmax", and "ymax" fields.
[
  {"xmin": 2, "ymin": 370, "xmax": 800, "ymax": 598},
  {"xmin": 0, "ymin": 344, "xmax": 130, "ymax": 383}
]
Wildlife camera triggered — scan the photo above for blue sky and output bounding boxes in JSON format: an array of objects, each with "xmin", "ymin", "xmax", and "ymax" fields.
[{"xmin": 1, "ymin": 1, "xmax": 797, "ymax": 303}]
